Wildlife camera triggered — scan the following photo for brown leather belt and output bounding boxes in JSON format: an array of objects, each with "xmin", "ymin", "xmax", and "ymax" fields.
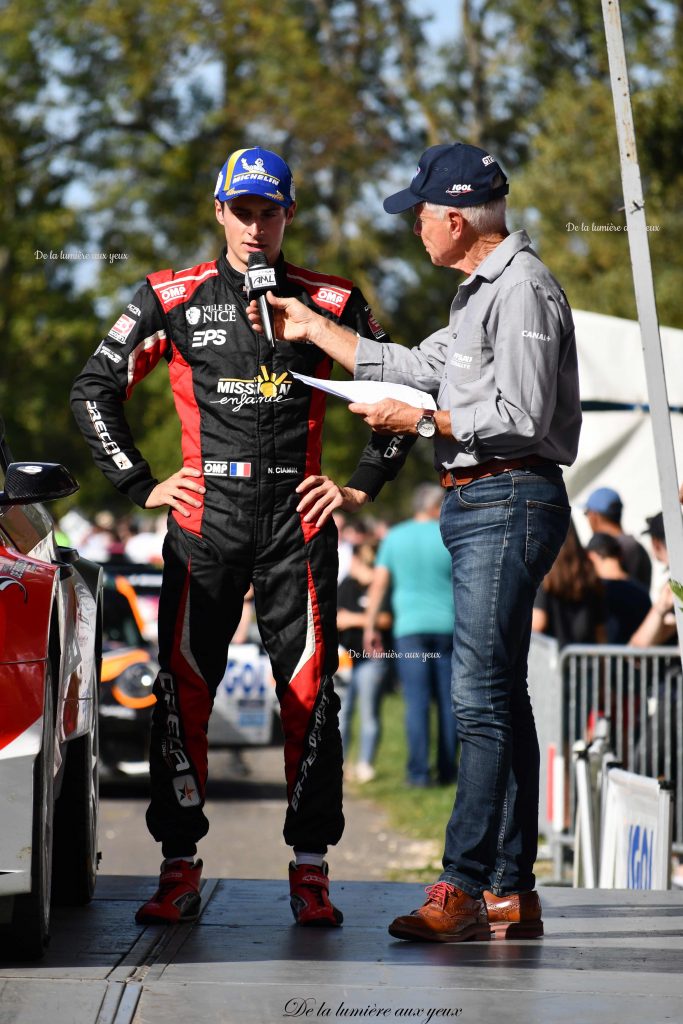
[{"xmin": 440, "ymin": 454, "xmax": 552, "ymax": 489}]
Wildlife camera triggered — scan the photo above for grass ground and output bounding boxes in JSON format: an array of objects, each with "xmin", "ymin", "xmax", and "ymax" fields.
[
  {"xmin": 344, "ymin": 688, "xmax": 554, "ymax": 883},
  {"xmin": 344, "ymin": 690, "xmax": 454, "ymax": 881}
]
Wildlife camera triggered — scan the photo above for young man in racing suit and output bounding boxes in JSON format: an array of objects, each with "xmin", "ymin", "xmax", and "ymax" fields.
[{"xmin": 71, "ymin": 147, "xmax": 412, "ymax": 927}]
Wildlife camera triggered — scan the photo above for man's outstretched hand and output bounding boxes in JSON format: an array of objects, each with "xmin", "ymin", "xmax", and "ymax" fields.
[
  {"xmin": 247, "ymin": 292, "xmax": 358, "ymax": 372},
  {"xmin": 247, "ymin": 293, "xmax": 321, "ymax": 345}
]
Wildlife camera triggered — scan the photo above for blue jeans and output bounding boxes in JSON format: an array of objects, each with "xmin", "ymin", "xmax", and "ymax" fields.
[
  {"xmin": 338, "ymin": 656, "xmax": 389, "ymax": 764},
  {"xmin": 395, "ymin": 634, "xmax": 458, "ymax": 786},
  {"xmin": 438, "ymin": 467, "xmax": 570, "ymax": 897}
]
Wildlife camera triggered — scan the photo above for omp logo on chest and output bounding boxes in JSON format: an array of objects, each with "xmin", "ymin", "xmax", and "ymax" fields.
[
  {"xmin": 186, "ymin": 305, "xmax": 237, "ymax": 326},
  {"xmin": 203, "ymin": 461, "xmax": 252, "ymax": 478},
  {"xmin": 160, "ymin": 284, "xmax": 186, "ymax": 302},
  {"xmin": 316, "ymin": 287, "xmax": 345, "ymax": 307},
  {"xmin": 212, "ymin": 366, "xmax": 294, "ymax": 411}
]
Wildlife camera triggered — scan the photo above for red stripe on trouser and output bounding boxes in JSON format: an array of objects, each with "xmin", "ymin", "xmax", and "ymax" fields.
[
  {"xmin": 169, "ymin": 559, "xmax": 212, "ymax": 798},
  {"xmin": 280, "ymin": 563, "xmax": 325, "ymax": 799}
]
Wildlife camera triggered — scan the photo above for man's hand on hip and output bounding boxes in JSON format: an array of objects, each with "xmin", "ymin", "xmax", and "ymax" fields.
[
  {"xmin": 296, "ymin": 475, "xmax": 368, "ymax": 528},
  {"xmin": 145, "ymin": 467, "xmax": 205, "ymax": 517}
]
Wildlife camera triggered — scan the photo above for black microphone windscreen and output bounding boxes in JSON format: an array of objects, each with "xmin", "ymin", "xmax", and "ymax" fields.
[{"xmin": 245, "ymin": 254, "xmax": 277, "ymax": 299}]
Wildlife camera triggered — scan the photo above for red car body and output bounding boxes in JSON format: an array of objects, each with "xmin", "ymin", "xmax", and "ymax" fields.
[{"xmin": 0, "ymin": 424, "xmax": 102, "ymax": 959}]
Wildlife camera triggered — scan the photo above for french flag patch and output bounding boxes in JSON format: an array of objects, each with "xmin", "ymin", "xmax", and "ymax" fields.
[{"xmin": 229, "ymin": 462, "xmax": 252, "ymax": 478}]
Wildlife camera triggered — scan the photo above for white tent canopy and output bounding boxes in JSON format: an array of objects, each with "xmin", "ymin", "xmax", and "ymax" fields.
[{"xmin": 566, "ymin": 309, "xmax": 683, "ymax": 551}]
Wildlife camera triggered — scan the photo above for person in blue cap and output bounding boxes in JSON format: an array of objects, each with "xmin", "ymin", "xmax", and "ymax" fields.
[
  {"xmin": 71, "ymin": 146, "xmax": 414, "ymax": 928},
  {"xmin": 249, "ymin": 140, "xmax": 582, "ymax": 942},
  {"xmin": 584, "ymin": 486, "xmax": 651, "ymax": 589}
]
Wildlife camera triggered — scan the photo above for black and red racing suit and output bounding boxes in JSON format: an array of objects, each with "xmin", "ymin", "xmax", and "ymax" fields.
[{"xmin": 71, "ymin": 248, "xmax": 412, "ymax": 857}]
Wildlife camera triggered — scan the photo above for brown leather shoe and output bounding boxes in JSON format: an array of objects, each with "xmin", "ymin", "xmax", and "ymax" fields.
[
  {"xmin": 388, "ymin": 882, "xmax": 490, "ymax": 943},
  {"xmin": 483, "ymin": 889, "xmax": 544, "ymax": 939}
]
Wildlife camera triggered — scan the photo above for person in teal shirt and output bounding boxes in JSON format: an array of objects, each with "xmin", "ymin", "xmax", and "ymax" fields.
[{"xmin": 364, "ymin": 484, "xmax": 457, "ymax": 786}]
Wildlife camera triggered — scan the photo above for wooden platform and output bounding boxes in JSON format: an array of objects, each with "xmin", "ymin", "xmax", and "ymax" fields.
[{"xmin": 1, "ymin": 879, "xmax": 682, "ymax": 1024}]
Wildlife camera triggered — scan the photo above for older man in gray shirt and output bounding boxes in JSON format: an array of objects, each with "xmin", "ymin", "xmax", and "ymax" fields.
[{"xmin": 249, "ymin": 142, "xmax": 581, "ymax": 942}]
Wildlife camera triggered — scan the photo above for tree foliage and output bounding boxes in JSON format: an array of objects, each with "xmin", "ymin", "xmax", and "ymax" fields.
[
  {"xmin": 411, "ymin": 0, "xmax": 682, "ymax": 327},
  {"xmin": 1, "ymin": 0, "xmax": 681, "ymax": 520}
]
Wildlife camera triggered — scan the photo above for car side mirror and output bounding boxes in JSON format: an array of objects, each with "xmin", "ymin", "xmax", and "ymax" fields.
[{"xmin": 0, "ymin": 462, "xmax": 79, "ymax": 506}]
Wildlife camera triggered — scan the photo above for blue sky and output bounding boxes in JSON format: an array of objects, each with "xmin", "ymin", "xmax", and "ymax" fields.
[{"xmin": 412, "ymin": 0, "xmax": 460, "ymax": 43}]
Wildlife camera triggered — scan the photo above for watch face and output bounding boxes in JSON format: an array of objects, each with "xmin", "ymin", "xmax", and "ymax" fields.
[{"xmin": 417, "ymin": 416, "xmax": 436, "ymax": 438}]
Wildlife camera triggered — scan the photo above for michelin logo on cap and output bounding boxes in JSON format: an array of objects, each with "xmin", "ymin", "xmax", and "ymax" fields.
[{"xmin": 214, "ymin": 147, "xmax": 295, "ymax": 208}]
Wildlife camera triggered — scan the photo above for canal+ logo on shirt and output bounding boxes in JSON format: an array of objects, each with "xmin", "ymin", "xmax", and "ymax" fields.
[{"xmin": 522, "ymin": 329, "xmax": 551, "ymax": 342}]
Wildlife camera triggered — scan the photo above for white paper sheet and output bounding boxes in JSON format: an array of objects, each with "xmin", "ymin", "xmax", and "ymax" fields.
[{"xmin": 291, "ymin": 372, "xmax": 436, "ymax": 410}]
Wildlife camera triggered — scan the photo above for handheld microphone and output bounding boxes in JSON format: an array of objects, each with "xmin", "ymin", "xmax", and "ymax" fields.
[{"xmin": 245, "ymin": 252, "xmax": 277, "ymax": 346}]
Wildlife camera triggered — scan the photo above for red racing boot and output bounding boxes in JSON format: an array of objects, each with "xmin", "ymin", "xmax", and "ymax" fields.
[
  {"xmin": 135, "ymin": 859, "xmax": 203, "ymax": 925},
  {"xmin": 289, "ymin": 861, "xmax": 343, "ymax": 927}
]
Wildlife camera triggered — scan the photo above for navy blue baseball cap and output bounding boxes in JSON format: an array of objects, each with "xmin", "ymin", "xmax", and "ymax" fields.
[
  {"xmin": 214, "ymin": 147, "xmax": 295, "ymax": 208},
  {"xmin": 383, "ymin": 143, "xmax": 509, "ymax": 214}
]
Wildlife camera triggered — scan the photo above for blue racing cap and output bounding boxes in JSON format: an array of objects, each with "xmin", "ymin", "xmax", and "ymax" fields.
[
  {"xmin": 383, "ymin": 143, "xmax": 509, "ymax": 214},
  {"xmin": 214, "ymin": 147, "xmax": 295, "ymax": 208}
]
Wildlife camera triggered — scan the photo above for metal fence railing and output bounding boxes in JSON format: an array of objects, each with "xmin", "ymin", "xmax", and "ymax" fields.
[{"xmin": 527, "ymin": 637, "xmax": 683, "ymax": 877}]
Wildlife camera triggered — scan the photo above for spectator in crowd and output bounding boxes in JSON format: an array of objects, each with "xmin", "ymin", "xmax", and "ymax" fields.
[
  {"xmin": 363, "ymin": 484, "xmax": 457, "ymax": 788},
  {"xmin": 78, "ymin": 510, "xmax": 118, "ymax": 562},
  {"xmin": 532, "ymin": 520, "xmax": 606, "ymax": 646},
  {"xmin": 630, "ymin": 512, "xmax": 677, "ymax": 647},
  {"xmin": 231, "ymin": 584, "xmax": 257, "ymax": 645},
  {"xmin": 630, "ymin": 514, "xmax": 679, "ymax": 840},
  {"xmin": 337, "ymin": 541, "xmax": 393, "ymax": 783},
  {"xmin": 336, "ymin": 515, "xmax": 372, "ymax": 582},
  {"xmin": 123, "ymin": 513, "xmax": 166, "ymax": 565},
  {"xmin": 584, "ymin": 486, "xmax": 651, "ymax": 590},
  {"xmin": 585, "ymin": 533, "xmax": 651, "ymax": 643}
]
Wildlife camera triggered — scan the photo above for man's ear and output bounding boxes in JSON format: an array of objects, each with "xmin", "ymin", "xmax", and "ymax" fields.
[
  {"xmin": 285, "ymin": 201, "xmax": 297, "ymax": 226},
  {"xmin": 215, "ymin": 198, "xmax": 225, "ymax": 224},
  {"xmin": 447, "ymin": 208, "xmax": 464, "ymax": 238}
]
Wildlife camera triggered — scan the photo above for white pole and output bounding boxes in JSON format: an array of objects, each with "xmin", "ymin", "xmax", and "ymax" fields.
[
  {"xmin": 601, "ymin": 0, "xmax": 683, "ymax": 645},
  {"xmin": 574, "ymin": 746, "xmax": 598, "ymax": 888}
]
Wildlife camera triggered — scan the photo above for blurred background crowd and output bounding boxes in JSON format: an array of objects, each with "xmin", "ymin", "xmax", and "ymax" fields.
[{"xmin": 56, "ymin": 478, "xmax": 675, "ymax": 790}]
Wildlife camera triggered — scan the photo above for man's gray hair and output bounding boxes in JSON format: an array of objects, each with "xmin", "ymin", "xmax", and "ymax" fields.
[
  {"xmin": 412, "ymin": 483, "xmax": 445, "ymax": 516},
  {"xmin": 459, "ymin": 197, "xmax": 508, "ymax": 235},
  {"xmin": 424, "ymin": 173, "xmax": 508, "ymax": 235}
]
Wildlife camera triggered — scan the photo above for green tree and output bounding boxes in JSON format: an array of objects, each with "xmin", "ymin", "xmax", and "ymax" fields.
[
  {"xmin": 3, "ymin": 0, "xmax": 439, "ymax": 516},
  {"xmin": 4, "ymin": 0, "xmax": 682, "ymax": 521},
  {"xmin": 0, "ymin": 0, "xmax": 98, "ymax": 478},
  {"xmin": 417, "ymin": 0, "xmax": 681, "ymax": 325}
]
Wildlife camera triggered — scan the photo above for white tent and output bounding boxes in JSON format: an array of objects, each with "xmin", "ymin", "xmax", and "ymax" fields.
[{"xmin": 567, "ymin": 309, "xmax": 683, "ymax": 559}]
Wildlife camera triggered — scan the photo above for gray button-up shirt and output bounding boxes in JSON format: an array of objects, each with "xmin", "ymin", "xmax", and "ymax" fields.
[{"xmin": 354, "ymin": 230, "xmax": 582, "ymax": 470}]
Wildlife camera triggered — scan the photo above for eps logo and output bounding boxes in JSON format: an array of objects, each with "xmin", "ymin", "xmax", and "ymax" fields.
[{"xmin": 192, "ymin": 329, "xmax": 227, "ymax": 347}]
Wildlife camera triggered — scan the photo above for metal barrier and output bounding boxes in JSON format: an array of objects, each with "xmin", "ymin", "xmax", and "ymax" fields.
[{"xmin": 527, "ymin": 637, "xmax": 682, "ymax": 877}]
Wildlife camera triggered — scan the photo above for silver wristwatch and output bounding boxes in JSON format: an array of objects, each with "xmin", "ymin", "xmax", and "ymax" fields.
[{"xmin": 415, "ymin": 409, "xmax": 436, "ymax": 438}]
